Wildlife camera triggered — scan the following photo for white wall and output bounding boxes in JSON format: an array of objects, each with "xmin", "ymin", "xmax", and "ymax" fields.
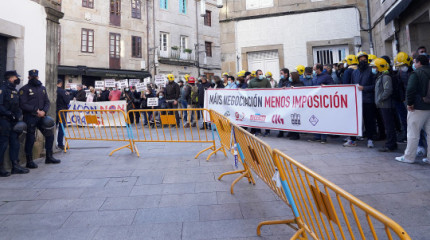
[
  {"xmin": 236, "ymin": 8, "xmax": 360, "ymax": 71},
  {"xmin": 0, "ymin": 0, "xmax": 47, "ymax": 84}
]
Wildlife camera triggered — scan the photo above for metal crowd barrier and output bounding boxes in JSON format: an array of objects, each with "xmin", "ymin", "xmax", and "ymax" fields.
[
  {"xmin": 127, "ymin": 108, "xmax": 222, "ymax": 159},
  {"xmin": 210, "ymin": 110, "xmax": 411, "ymax": 239},
  {"xmin": 58, "ymin": 110, "xmax": 135, "ymax": 156}
]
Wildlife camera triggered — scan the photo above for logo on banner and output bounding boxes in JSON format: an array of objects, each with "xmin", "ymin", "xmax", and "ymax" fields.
[
  {"xmin": 272, "ymin": 115, "xmax": 284, "ymax": 124},
  {"xmin": 250, "ymin": 114, "xmax": 266, "ymax": 122},
  {"xmin": 309, "ymin": 115, "xmax": 319, "ymax": 126},
  {"xmin": 235, "ymin": 112, "xmax": 245, "ymax": 121},
  {"xmin": 224, "ymin": 111, "xmax": 231, "ymax": 117},
  {"xmin": 291, "ymin": 113, "xmax": 301, "ymax": 125}
]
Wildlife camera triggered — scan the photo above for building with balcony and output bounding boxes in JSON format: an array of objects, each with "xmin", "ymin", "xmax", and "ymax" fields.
[
  {"xmin": 58, "ymin": 0, "xmax": 151, "ymax": 87},
  {"xmin": 218, "ymin": 0, "xmax": 372, "ymax": 77},
  {"xmin": 369, "ymin": 0, "xmax": 430, "ymax": 59},
  {"xmin": 152, "ymin": 0, "xmax": 221, "ymax": 80}
]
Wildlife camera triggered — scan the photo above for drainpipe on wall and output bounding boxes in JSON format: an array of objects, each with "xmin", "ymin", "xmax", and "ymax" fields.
[
  {"xmin": 153, "ymin": 0, "xmax": 157, "ymax": 76},
  {"xmin": 195, "ymin": 0, "xmax": 201, "ymax": 76},
  {"xmin": 366, "ymin": 0, "xmax": 374, "ymax": 54}
]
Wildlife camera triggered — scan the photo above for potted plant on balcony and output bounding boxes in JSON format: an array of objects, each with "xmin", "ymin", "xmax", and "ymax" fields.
[
  {"xmin": 183, "ymin": 48, "xmax": 192, "ymax": 60},
  {"xmin": 171, "ymin": 46, "xmax": 180, "ymax": 59}
]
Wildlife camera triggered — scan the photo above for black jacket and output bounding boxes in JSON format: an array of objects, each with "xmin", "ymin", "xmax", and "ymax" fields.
[
  {"xmin": 19, "ymin": 78, "xmax": 50, "ymax": 115},
  {"xmin": 165, "ymin": 81, "xmax": 180, "ymax": 101},
  {"xmin": 56, "ymin": 86, "xmax": 70, "ymax": 112},
  {"xmin": 0, "ymin": 81, "xmax": 22, "ymax": 120},
  {"xmin": 198, "ymin": 81, "xmax": 212, "ymax": 106},
  {"xmin": 75, "ymin": 89, "xmax": 87, "ymax": 101},
  {"xmin": 98, "ymin": 90, "xmax": 110, "ymax": 101}
]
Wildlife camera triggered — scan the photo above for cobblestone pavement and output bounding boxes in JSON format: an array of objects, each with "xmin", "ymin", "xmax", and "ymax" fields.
[{"xmin": 0, "ymin": 131, "xmax": 429, "ymax": 239}]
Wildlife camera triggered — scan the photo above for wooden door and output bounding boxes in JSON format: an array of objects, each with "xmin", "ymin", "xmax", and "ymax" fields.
[
  {"xmin": 109, "ymin": 33, "xmax": 121, "ymax": 69},
  {"xmin": 110, "ymin": 0, "xmax": 121, "ymax": 26}
]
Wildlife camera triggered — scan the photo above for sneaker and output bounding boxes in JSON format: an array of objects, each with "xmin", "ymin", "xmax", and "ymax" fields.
[
  {"xmin": 416, "ymin": 146, "xmax": 426, "ymax": 157},
  {"xmin": 395, "ymin": 156, "xmax": 414, "ymax": 164},
  {"xmin": 343, "ymin": 140, "xmax": 357, "ymax": 147},
  {"xmin": 423, "ymin": 158, "xmax": 429, "ymax": 164},
  {"xmin": 320, "ymin": 139, "xmax": 327, "ymax": 144},
  {"xmin": 367, "ymin": 140, "xmax": 374, "ymax": 148},
  {"xmin": 343, "ymin": 137, "xmax": 350, "ymax": 142}
]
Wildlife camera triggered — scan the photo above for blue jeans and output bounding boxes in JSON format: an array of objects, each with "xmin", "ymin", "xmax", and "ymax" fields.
[
  {"xmin": 57, "ymin": 123, "xmax": 65, "ymax": 147},
  {"xmin": 180, "ymin": 99, "xmax": 188, "ymax": 121}
]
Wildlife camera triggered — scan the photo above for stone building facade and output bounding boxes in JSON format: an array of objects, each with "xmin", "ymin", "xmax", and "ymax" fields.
[
  {"xmin": 369, "ymin": 0, "xmax": 430, "ymax": 59},
  {"xmin": 0, "ymin": 0, "xmax": 63, "ymax": 162},
  {"xmin": 218, "ymin": 0, "xmax": 372, "ymax": 77},
  {"xmin": 58, "ymin": 0, "xmax": 151, "ymax": 87}
]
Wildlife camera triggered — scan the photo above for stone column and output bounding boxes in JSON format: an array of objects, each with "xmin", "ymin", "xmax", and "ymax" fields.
[{"xmin": 44, "ymin": 5, "xmax": 64, "ymax": 118}]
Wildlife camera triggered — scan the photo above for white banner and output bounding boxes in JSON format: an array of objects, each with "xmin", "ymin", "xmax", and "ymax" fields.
[
  {"xmin": 147, "ymin": 97, "xmax": 159, "ymax": 107},
  {"xmin": 204, "ymin": 86, "xmax": 363, "ymax": 136},
  {"xmin": 135, "ymin": 82, "xmax": 147, "ymax": 92},
  {"xmin": 143, "ymin": 77, "xmax": 151, "ymax": 85},
  {"xmin": 118, "ymin": 79, "xmax": 129, "ymax": 89},
  {"xmin": 129, "ymin": 79, "xmax": 140, "ymax": 87},
  {"xmin": 154, "ymin": 75, "xmax": 166, "ymax": 87},
  {"xmin": 95, "ymin": 81, "xmax": 104, "ymax": 89},
  {"xmin": 67, "ymin": 100, "xmax": 128, "ymax": 126},
  {"xmin": 104, "ymin": 79, "xmax": 116, "ymax": 88}
]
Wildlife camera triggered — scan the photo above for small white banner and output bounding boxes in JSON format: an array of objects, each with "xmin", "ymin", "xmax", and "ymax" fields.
[
  {"xmin": 135, "ymin": 83, "xmax": 147, "ymax": 92},
  {"xmin": 204, "ymin": 85, "xmax": 363, "ymax": 136},
  {"xmin": 104, "ymin": 79, "xmax": 116, "ymax": 88},
  {"xmin": 95, "ymin": 81, "xmax": 104, "ymax": 89},
  {"xmin": 147, "ymin": 97, "xmax": 159, "ymax": 107},
  {"xmin": 129, "ymin": 79, "xmax": 140, "ymax": 87},
  {"xmin": 154, "ymin": 75, "xmax": 166, "ymax": 87},
  {"xmin": 118, "ymin": 79, "xmax": 129, "ymax": 89}
]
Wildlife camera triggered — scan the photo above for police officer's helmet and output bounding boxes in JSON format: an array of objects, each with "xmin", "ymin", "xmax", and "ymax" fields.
[
  {"xmin": 13, "ymin": 121, "xmax": 27, "ymax": 135},
  {"xmin": 41, "ymin": 116, "xmax": 55, "ymax": 129}
]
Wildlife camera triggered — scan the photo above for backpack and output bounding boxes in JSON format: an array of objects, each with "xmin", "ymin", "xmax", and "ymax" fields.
[{"xmin": 190, "ymin": 85, "xmax": 199, "ymax": 104}]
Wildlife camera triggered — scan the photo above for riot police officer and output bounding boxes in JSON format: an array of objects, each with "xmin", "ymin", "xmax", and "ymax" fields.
[
  {"xmin": 56, "ymin": 79, "xmax": 70, "ymax": 150},
  {"xmin": 0, "ymin": 70, "xmax": 30, "ymax": 177},
  {"xmin": 19, "ymin": 69, "xmax": 61, "ymax": 168}
]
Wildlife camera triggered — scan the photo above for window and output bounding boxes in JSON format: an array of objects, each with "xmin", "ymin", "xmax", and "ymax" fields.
[
  {"xmin": 109, "ymin": 33, "xmax": 121, "ymax": 69},
  {"xmin": 159, "ymin": 32, "xmax": 169, "ymax": 52},
  {"xmin": 180, "ymin": 36, "xmax": 188, "ymax": 52},
  {"xmin": 82, "ymin": 0, "xmax": 94, "ymax": 8},
  {"xmin": 81, "ymin": 29, "xmax": 94, "ymax": 53},
  {"xmin": 205, "ymin": 41, "xmax": 212, "ymax": 57},
  {"xmin": 132, "ymin": 36, "xmax": 142, "ymax": 58},
  {"xmin": 160, "ymin": 0, "xmax": 168, "ymax": 9},
  {"xmin": 246, "ymin": 0, "xmax": 273, "ymax": 10},
  {"xmin": 131, "ymin": 0, "xmax": 141, "ymax": 19},
  {"xmin": 110, "ymin": 0, "xmax": 121, "ymax": 26},
  {"xmin": 312, "ymin": 45, "xmax": 349, "ymax": 65},
  {"xmin": 179, "ymin": 0, "xmax": 186, "ymax": 14},
  {"xmin": 204, "ymin": 10, "xmax": 211, "ymax": 26}
]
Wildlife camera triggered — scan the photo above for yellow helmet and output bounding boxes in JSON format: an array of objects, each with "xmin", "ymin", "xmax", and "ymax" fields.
[
  {"xmin": 345, "ymin": 55, "xmax": 358, "ymax": 65},
  {"xmin": 370, "ymin": 58, "xmax": 389, "ymax": 72},
  {"xmin": 237, "ymin": 70, "xmax": 246, "ymax": 77},
  {"xmin": 167, "ymin": 74, "xmax": 175, "ymax": 81},
  {"xmin": 184, "ymin": 74, "xmax": 190, "ymax": 82},
  {"xmin": 251, "ymin": 71, "xmax": 256, "ymax": 78},
  {"xmin": 295, "ymin": 65, "xmax": 305, "ymax": 75},
  {"xmin": 356, "ymin": 51, "xmax": 369, "ymax": 61},
  {"xmin": 394, "ymin": 52, "xmax": 412, "ymax": 67},
  {"xmin": 222, "ymin": 72, "xmax": 229, "ymax": 77},
  {"xmin": 265, "ymin": 71, "xmax": 272, "ymax": 77},
  {"xmin": 368, "ymin": 54, "xmax": 377, "ymax": 63}
]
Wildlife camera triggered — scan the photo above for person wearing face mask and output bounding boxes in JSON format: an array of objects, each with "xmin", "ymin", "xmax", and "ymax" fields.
[
  {"xmin": 295, "ymin": 65, "xmax": 305, "ymax": 83},
  {"xmin": 212, "ymin": 76, "xmax": 224, "ymax": 89},
  {"xmin": 394, "ymin": 52, "xmax": 413, "ymax": 143},
  {"xmin": 121, "ymin": 87, "xmax": 137, "ymax": 123},
  {"xmin": 222, "ymin": 72, "xmax": 229, "ymax": 87},
  {"xmin": 141, "ymin": 86, "xmax": 155, "ymax": 126},
  {"xmin": 342, "ymin": 55, "xmax": 359, "ymax": 84},
  {"xmin": 337, "ymin": 61, "xmax": 345, "ymax": 80},
  {"xmin": 248, "ymin": 70, "xmax": 271, "ymax": 136},
  {"xmin": 396, "ymin": 55, "xmax": 430, "ymax": 164},
  {"xmin": 20, "ymin": 69, "xmax": 61, "ymax": 168},
  {"xmin": 225, "ymin": 76, "xmax": 238, "ymax": 89},
  {"xmin": 98, "ymin": 87, "xmax": 110, "ymax": 101},
  {"xmin": 265, "ymin": 72, "xmax": 277, "ymax": 88},
  {"xmin": 278, "ymin": 68, "xmax": 290, "ymax": 89},
  {"xmin": 417, "ymin": 46, "xmax": 428, "ymax": 57},
  {"xmin": 371, "ymin": 58, "xmax": 397, "ymax": 152},
  {"xmin": 301, "ymin": 67, "xmax": 313, "ymax": 86},
  {"xmin": 287, "ymin": 72, "xmax": 304, "ymax": 140},
  {"xmin": 198, "ymin": 75, "xmax": 212, "ymax": 129},
  {"xmin": 0, "ymin": 70, "xmax": 30, "ymax": 176},
  {"xmin": 165, "ymin": 74, "xmax": 181, "ymax": 126}
]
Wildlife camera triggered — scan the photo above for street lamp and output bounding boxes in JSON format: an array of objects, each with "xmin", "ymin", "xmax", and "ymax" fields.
[{"xmin": 216, "ymin": 0, "xmax": 223, "ymax": 8}]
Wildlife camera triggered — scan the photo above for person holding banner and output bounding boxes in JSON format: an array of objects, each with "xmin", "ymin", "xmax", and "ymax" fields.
[
  {"xmin": 184, "ymin": 77, "xmax": 198, "ymax": 127},
  {"xmin": 86, "ymin": 87, "xmax": 96, "ymax": 102},
  {"xmin": 75, "ymin": 84, "xmax": 86, "ymax": 102},
  {"xmin": 308, "ymin": 64, "xmax": 334, "ymax": 143},
  {"xmin": 249, "ymin": 70, "xmax": 271, "ymax": 136},
  {"xmin": 198, "ymin": 76, "xmax": 212, "ymax": 129}
]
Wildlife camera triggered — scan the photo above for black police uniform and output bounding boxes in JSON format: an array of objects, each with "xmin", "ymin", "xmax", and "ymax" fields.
[
  {"xmin": 56, "ymin": 82, "xmax": 70, "ymax": 149},
  {"xmin": 19, "ymin": 70, "xmax": 60, "ymax": 168},
  {"xmin": 0, "ymin": 72, "xmax": 29, "ymax": 176}
]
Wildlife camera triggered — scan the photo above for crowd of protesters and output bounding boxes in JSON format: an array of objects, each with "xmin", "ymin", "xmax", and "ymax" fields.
[{"xmin": 66, "ymin": 46, "xmax": 430, "ymax": 164}]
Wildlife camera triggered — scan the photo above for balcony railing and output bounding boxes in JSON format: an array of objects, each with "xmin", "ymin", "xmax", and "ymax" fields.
[{"xmin": 159, "ymin": 49, "xmax": 194, "ymax": 61}]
